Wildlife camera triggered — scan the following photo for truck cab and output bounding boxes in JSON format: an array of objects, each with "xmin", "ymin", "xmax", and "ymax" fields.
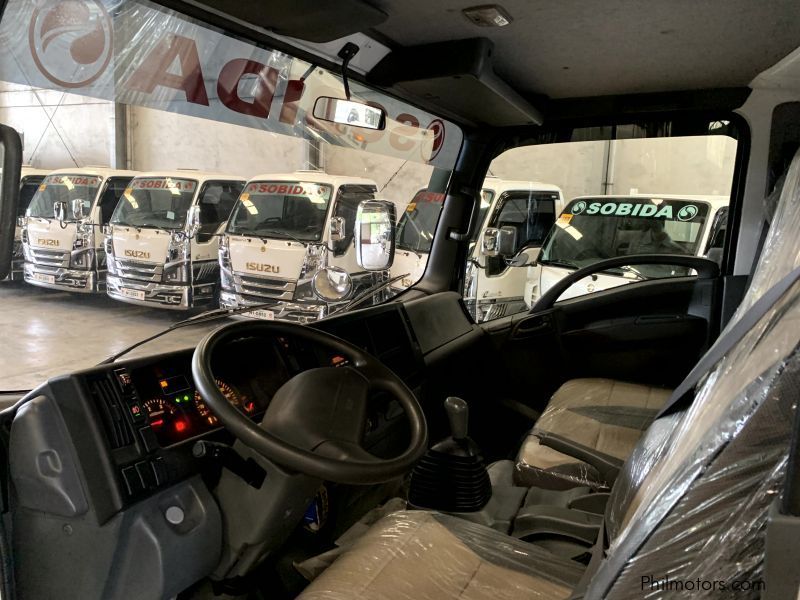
[
  {"xmin": 106, "ymin": 171, "xmax": 245, "ymax": 309},
  {"xmin": 524, "ymin": 194, "xmax": 730, "ymax": 307},
  {"xmin": 218, "ymin": 172, "xmax": 379, "ymax": 322},
  {"xmin": 8, "ymin": 166, "xmax": 49, "ymax": 280},
  {"xmin": 21, "ymin": 167, "xmax": 137, "ymax": 292},
  {"xmin": 393, "ymin": 177, "xmax": 564, "ymax": 321}
]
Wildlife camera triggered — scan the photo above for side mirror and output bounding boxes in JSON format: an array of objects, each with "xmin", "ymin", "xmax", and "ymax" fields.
[
  {"xmin": 186, "ymin": 205, "xmax": 201, "ymax": 239},
  {"xmin": 481, "ymin": 226, "xmax": 517, "ymax": 257},
  {"xmin": 329, "ymin": 216, "xmax": 346, "ymax": 242},
  {"xmin": 0, "ymin": 126, "xmax": 22, "ymax": 280},
  {"xmin": 313, "ymin": 97, "xmax": 386, "ymax": 130},
  {"xmin": 312, "ymin": 267, "xmax": 353, "ymax": 302},
  {"xmin": 71, "ymin": 198, "xmax": 85, "ymax": 221},
  {"xmin": 54, "ymin": 200, "xmax": 68, "ymax": 224},
  {"xmin": 355, "ymin": 200, "xmax": 396, "ymax": 271}
]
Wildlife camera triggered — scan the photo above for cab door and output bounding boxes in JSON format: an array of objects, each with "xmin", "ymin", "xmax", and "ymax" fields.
[
  {"xmin": 193, "ymin": 180, "xmax": 243, "ymax": 261},
  {"xmin": 471, "ymin": 191, "xmax": 558, "ymax": 320},
  {"xmin": 96, "ymin": 177, "xmax": 134, "ymax": 272}
]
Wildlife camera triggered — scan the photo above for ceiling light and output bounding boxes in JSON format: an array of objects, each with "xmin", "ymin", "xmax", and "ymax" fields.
[{"xmin": 463, "ymin": 5, "xmax": 513, "ymax": 27}]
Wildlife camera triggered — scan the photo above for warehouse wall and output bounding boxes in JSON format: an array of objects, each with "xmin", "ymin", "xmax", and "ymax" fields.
[{"xmin": 0, "ymin": 82, "xmax": 116, "ymax": 169}]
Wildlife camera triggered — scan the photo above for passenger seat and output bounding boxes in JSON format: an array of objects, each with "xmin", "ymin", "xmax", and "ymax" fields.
[{"xmin": 514, "ymin": 378, "xmax": 670, "ymax": 488}]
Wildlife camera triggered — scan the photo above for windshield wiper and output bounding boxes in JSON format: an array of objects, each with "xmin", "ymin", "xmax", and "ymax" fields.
[
  {"xmin": 538, "ymin": 258, "xmax": 579, "ymax": 270},
  {"xmin": 97, "ymin": 301, "xmax": 288, "ymax": 365},
  {"xmin": 234, "ymin": 228, "xmax": 312, "ymax": 246}
]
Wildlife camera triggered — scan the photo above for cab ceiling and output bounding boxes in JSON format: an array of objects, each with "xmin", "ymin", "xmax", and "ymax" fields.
[{"xmin": 368, "ymin": 0, "xmax": 800, "ymax": 99}]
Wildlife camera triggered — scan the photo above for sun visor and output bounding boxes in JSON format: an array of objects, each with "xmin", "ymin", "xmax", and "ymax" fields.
[
  {"xmin": 193, "ymin": 0, "xmax": 388, "ymax": 43},
  {"xmin": 368, "ymin": 38, "xmax": 543, "ymax": 127}
]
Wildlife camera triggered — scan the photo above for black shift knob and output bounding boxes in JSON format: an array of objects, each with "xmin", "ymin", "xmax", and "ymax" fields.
[{"xmin": 444, "ymin": 396, "xmax": 469, "ymax": 440}]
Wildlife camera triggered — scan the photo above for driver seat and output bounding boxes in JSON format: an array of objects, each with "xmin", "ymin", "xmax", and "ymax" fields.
[{"xmin": 297, "ymin": 151, "xmax": 800, "ymax": 600}]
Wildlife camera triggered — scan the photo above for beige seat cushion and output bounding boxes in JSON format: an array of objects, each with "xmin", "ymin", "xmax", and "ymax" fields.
[
  {"xmin": 297, "ymin": 510, "xmax": 582, "ymax": 600},
  {"xmin": 515, "ymin": 378, "xmax": 671, "ymax": 489}
]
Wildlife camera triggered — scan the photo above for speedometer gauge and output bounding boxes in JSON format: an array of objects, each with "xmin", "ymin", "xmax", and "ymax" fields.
[
  {"xmin": 194, "ymin": 379, "xmax": 255, "ymax": 424},
  {"xmin": 143, "ymin": 398, "xmax": 177, "ymax": 429}
]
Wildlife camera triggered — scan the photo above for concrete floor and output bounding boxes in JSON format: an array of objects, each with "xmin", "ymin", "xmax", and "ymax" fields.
[{"xmin": 0, "ymin": 281, "xmax": 227, "ymax": 391}]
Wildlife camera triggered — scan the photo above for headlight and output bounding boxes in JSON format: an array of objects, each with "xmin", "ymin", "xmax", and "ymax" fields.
[
  {"xmin": 294, "ymin": 279, "xmax": 316, "ymax": 302},
  {"xmin": 168, "ymin": 231, "xmax": 189, "ymax": 263},
  {"xmin": 70, "ymin": 248, "xmax": 95, "ymax": 269},
  {"xmin": 298, "ymin": 244, "xmax": 327, "ymax": 280},
  {"xmin": 218, "ymin": 235, "xmax": 231, "ymax": 270},
  {"xmin": 463, "ymin": 261, "xmax": 478, "ymax": 300},
  {"xmin": 163, "ymin": 261, "xmax": 190, "ymax": 283},
  {"xmin": 220, "ymin": 265, "xmax": 234, "ymax": 290}
]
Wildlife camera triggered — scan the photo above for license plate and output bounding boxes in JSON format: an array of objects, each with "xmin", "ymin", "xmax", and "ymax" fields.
[
  {"xmin": 121, "ymin": 288, "xmax": 145, "ymax": 301},
  {"xmin": 33, "ymin": 273, "xmax": 55, "ymax": 284},
  {"xmin": 251, "ymin": 309, "xmax": 275, "ymax": 321}
]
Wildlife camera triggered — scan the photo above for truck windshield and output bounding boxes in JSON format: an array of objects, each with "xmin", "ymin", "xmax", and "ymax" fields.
[
  {"xmin": 26, "ymin": 174, "xmax": 101, "ymax": 220},
  {"xmin": 539, "ymin": 197, "xmax": 711, "ymax": 278},
  {"xmin": 396, "ymin": 191, "xmax": 446, "ymax": 253},
  {"xmin": 227, "ymin": 181, "xmax": 333, "ymax": 242},
  {"xmin": 111, "ymin": 177, "xmax": 197, "ymax": 229}
]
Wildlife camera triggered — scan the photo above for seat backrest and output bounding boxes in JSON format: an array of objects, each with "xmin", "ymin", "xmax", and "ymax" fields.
[{"xmin": 586, "ymin": 148, "xmax": 800, "ymax": 599}]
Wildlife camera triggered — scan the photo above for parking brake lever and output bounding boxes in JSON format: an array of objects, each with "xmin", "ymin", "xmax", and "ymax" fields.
[{"xmin": 192, "ymin": 440, "xmax": 266, "ymax": 489}]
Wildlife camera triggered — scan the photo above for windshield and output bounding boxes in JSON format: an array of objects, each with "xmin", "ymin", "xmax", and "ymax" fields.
[
  {"xmin": 540, "ymin": 197, "xmax": 712, "ymax": 277},
  {"xmin": 18, "ymin": 176, "xmax": 44, "ymax": 217},
  {"xmin": 26, "ymin": 174, "xmax": 101, "ymax": 220},
  {"xmin": 111, "ymin": 177, "xmax": 197, "ymax": 229},
  {"xmin": 396, "ymin": 190, "xmax": 446, "ymax": 253},
  {"xmin": 227, "ymin": 181, "xmax": 333, "ymax": 241}
]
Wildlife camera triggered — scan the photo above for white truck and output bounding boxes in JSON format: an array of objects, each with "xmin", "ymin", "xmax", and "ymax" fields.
[
  {"xmin": 524, "ymin": 194, "xmax": 730, "ymax": 308},
  {"xmin": 105, "ymin": 171, "xmax": 245, "ymax": 309},
  {"xmin": 392, "ymin": 177, "xmax": 564, "ymax": 321},
  {"xmin": 8, "ymin": 166, "xmax": 50, "ymax": 280},
  {"xmin": 218, "ymin": 171, "xmax": 383, "ymax": 322},
  {"xmin": 21, "ymin": 167, "xmax": 138, "ymax": 292}
]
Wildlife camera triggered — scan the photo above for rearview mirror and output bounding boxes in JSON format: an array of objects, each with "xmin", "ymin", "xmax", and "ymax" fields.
[
  {"xmin": 71, "ymin": 198, "xmax": 85, "ymax": 221},
  {"xmin": 54, "ymin": 200, "xmax": 68, "ymax": 224},
  {"xmin": 0, "ymin": 126, "xmax": 23, "ymax": 280},
  {"xmin": 312, "ymin": 267, "xmax": 353, "ymax": 302},
  {"xmin": 355, "ymin": 200, "xmax": 396, "ymax": 271},
  {"xmin": 313, "ymin": 97, "xmax": 386, "ymax": 130},
  {"xmin": 481, "ymin": 226, "xmax": 517, "ymax": 257},
  {"xmin": 329, "ymin": 216, "xmax": 345, "ymax": 242},
  {"xmin": 186, "ymin": 205, "xmax": 201, "ymax": 239}
]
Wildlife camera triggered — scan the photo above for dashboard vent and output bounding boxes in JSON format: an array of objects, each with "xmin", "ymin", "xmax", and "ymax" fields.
[{"xmin": 87, "ymin": 375, "xmax": 134, "ymax": 449}]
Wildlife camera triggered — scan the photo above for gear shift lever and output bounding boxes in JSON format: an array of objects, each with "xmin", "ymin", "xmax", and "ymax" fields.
[
  {"xmin": 445, "ymin": 396, "xmax": 469, "ymax": 441},
  {"xmin": 408, "ymin": 396, "xmax": 491, "ymax": 512}
]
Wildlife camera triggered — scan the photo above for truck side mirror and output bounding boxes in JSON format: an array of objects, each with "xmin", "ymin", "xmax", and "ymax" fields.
[
  {"xmin": 71, "ymin": 198, "xmax": 85, "ymax": 221},
  {"xmin": 481, "ymin": 226, "xmax": 517, "ymax": 257},
  {"xmin": 355, "ymin": 200, "xmax": 396, "ymax": 271},
  {"xmin": 186, "ymin": 205, "xmax": 201, "ymax": 239},
  {"xmin": 54, "ymin": 200, "xmax": 68, "ymax": 224},
  {"xmin": 329, "ymin": 216, "xmax": 345, "ymax": 242}
]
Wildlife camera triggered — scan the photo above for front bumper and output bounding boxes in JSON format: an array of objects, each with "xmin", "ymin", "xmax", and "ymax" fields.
[
  {"xmin": 23, "ymin": 262, "xmax": 100, "ymax": 293},
  {"xmin": 107, "ymin": 275, "xmax": 217, "ymax": 310},
  {"xmin": 219, "ymin": 289, "xmax": 327, "ymax": 323}
]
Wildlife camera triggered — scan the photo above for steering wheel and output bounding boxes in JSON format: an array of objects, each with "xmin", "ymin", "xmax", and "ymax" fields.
[{"xmin": 192, "ymin": 320, "xmax": 428, "ymax": 485}]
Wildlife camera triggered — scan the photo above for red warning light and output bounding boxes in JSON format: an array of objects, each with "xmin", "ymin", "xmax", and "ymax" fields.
[{"xmin": 174, "ymin": 420, "xmax": 188, "ymax": 433}]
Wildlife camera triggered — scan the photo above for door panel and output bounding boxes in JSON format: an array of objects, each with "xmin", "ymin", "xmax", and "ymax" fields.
[{"xmin": 483, "ymin": 275, "xmax": 719, "ymax": 413}]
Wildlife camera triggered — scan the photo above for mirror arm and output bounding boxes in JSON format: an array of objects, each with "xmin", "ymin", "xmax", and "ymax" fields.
[{"xmin": 337, "ymin": 42, "xmax": 360, "ymax": 100}]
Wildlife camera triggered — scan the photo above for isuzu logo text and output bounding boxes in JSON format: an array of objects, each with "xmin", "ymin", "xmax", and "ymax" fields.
[
  {"xmin": 37, "ymin": 238, "xmax": 59, "ymax": 246},
  {"xmin": 246, "ymin": 262, "xmax": 280, "ymax": 274},
  {"xmin": 124, "ymin": 249, "xmax": 151, "ymax": 259}
]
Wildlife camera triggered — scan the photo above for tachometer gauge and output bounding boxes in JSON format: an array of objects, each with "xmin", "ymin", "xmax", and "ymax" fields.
[{"xmin": 194, "ymin": 379, "xmax": 255, "ymax": 424}]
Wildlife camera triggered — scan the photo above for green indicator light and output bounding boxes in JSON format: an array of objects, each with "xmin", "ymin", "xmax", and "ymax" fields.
[{"xmin": 184, "ymin": 394, "xmax": 189, "ymax": 401}]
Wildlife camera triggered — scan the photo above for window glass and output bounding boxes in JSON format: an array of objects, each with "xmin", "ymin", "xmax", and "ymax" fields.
[
  {"xmin": 17, "ymin": 176, "xmax": 44, "ymax": 216},
  {"xmin": 111, "ymin": 177, "xmax": 197, "ymax": 229},
  {"xmin": 476, "ymin": 130, "xmax": 738, "ymax": 322},
  {"xmin": 27, "ymin": 174, "xmax": 100, "ymax": 220},
  {"xmin": 0, "ymin": 0, "xmax": 461, "ymax": 389},
  {"xmin": 98, "ymin": 177, "xmax": 134, "ymax": 224}
]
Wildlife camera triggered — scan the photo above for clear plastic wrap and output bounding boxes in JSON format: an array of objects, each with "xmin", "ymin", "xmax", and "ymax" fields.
[
  {"xmin": 514, "ymin": 378, "xmax": 669, "ymax": 489},
  {"xmin": 0, "ymin": 0, "xmax": 462, "ymax": 169},
  {"xmin": 585, "ymin": 148, "xmax": 800, "ymax": 598},
  {"xmin": 297, "ymin": 510, "xmax": 584, "ymax": 600}
]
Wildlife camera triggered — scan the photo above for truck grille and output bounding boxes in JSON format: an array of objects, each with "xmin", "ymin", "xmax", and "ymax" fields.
[
  {"xmin": 233, "ymin": 273, "xmax": 295, "ymax": 302},
  {"xmin": 116, "ymin": 258, "xmax": 162, "ymax": 283},
  {"xmin": 29, "ymin": 247, "xmax": 69, "ymax": 267}
]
